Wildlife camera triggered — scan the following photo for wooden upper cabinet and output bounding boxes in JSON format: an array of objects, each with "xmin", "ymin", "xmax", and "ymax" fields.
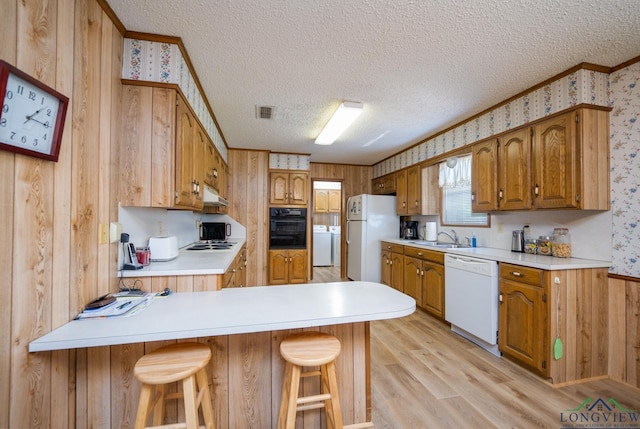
[
  {"xmin": 532, "ymin": 112, "xmax": 576, "ymax": 209},
  {"xmin": 372, "ymin": 173, "xmax": 396, "ymax": 194},
  {"xmin": 328, "ymin": 190, "xmax": 341, "ymax": 212},
  {"xmin": 421, "ymin": 164, "xmax": 440, "ymax": 215},
  {"xmin": 314, "ymin": 189, "xmax": 329, "ymax": 212},
  {"xmin": 395, "ymin": 169, "xmax": 408, "ymax": 214},
  {"xmin": 406, "ymin": 165, "xmax": 421, "ymax": 215},
  {"xmin": 472, "ymin": 107, "xmax": 610, "ymax": 212},
  {"xmin": 120, "ymin": 83, "xmax": 222, "ymax": 212},
  {"xmin": 270, "ymin": 171, "xmax": 309, "ymax": 206},
  {"xmin": 471, "ymin": 139, "xmax": 499, "ymax": 211},
  {"xmin": 499, "ymin": 128, "xmax": 531, "ymax": 210}
]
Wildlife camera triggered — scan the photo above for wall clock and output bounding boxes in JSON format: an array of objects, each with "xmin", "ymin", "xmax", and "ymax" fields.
[{"xmin": 0, "ymin": 60, "xmax": 69, "ymax": 162}]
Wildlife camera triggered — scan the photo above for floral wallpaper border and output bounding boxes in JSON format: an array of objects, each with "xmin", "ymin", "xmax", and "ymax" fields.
[
  {"xmin": 122, "ymin": 38, "xmax": 227, "ymax": 161},
  {"xmin": 372, "ymin": 68, "xmax": 609, "ymax": 177}
]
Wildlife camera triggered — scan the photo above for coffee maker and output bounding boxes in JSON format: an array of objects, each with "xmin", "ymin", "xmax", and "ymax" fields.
[{"xmin": 401, "ymin": 221, "xmax": 419, "ymax": 240}]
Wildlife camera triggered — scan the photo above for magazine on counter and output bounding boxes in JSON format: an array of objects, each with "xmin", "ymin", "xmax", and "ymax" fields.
[{"xmin": 75, "ymin": 292, "xmax": 153, "ymax": 319}]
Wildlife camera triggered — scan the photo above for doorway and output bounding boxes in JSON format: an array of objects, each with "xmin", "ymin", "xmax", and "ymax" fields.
[{"xmin": 311, "ymin": 180, "xmax": 343, "ymax": 282}]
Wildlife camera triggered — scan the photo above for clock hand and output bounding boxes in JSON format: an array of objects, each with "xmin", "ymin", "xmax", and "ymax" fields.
[
  {"xmin": 29, "ymin": 117, "xmax": 50, "ymax": 128},
  {"xmin": 24, "ymin": 107, "xmax": 47, "ymax": 124}
]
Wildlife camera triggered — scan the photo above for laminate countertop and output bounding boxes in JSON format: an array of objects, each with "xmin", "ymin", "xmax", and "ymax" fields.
[
  {"xmin": 385, "ymin": 239, "xmax": 611, "ymax": 270},
  {"xmin": 119, "ymin": 239, "xmax": 245, "ymax": 277},
  {"xmin": 29, "ymin": 281, "xmax": 416, "ymax": 352}
]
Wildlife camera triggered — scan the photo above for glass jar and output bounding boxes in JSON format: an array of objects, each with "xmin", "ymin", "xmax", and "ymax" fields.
[
  {"xmin": 538, "ymin": 236, "xmax": 552, "ymax": 255},
  {"xmin": 551, "ymin": 228, "xmax": 571, "ymax": 258},
  {"xmin": 524, "ymin": 239, "xmax": 539, "ymax": 254},
  {"xmin": 136, "ymin": 247, "xmax": 151, "ymax": 265}
]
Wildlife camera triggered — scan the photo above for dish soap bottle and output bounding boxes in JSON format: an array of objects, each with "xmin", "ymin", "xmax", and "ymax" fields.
[{"xmin": 472, "ymin": 232, "xmax": 477, "ymax": 248}]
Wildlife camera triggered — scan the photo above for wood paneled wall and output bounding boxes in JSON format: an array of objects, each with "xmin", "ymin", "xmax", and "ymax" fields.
[
  {"xmin": 1, "ymin": 0, "xmax": 123, "ymax": 427},
  {"xmin": 608, "ymin": 276, "xmax": 640, "ymax": 388}
]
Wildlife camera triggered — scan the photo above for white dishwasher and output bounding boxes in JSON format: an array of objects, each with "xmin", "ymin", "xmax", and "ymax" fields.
[{"xmin": 444, "ymin": 254, "xmax": 500, "ymax": 357}]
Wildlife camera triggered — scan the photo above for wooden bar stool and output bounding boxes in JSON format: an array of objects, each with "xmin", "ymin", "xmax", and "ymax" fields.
[
  {"xmin": 133, "ymin": 342, "xmax": 215, "ymax": 429},
  {"xmin": 277, "ymin": 332, "xmax": 374, "ymax": 429}
]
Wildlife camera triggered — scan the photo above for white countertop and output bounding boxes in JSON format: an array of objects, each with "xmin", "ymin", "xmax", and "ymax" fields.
[
  {"xmin": 29, "ymin": 281, "xmax": 416, "ymax": 352},
  {"xmin": 385, "ymin": 239, "xmax": 611, "ymax": 270},
  {"xmin": 119, "ymin": 239, "xmax": 245, "ymax": 277}
]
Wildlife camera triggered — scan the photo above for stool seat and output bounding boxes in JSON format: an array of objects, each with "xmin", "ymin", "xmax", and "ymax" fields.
[
  {"xmin": 134, "ymin": 342, "xmax": 215, "ymax": 429},
  {"xmin": 134, "ymin": 342, "xmax": 211, "ymax": 384},
  {"xmin": 280, "ymin": 332, "xmax": 341, "ymax": 366}
]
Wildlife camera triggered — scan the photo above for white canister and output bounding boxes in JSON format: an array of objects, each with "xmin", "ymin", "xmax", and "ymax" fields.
[{"xmin": 425, "ymin": 222, "xmax": 437, "ymax": 241}]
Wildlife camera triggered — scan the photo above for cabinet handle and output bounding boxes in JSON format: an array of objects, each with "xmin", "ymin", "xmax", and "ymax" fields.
[
  {"xmin": 499, "ymin": 293, "xmax": 503, "ymax": 303},
  {"xmin": 289, "ymin": 257, "xmax": 292, "ymax": 262},
  {"xmin": 498, "ymin": 189, "xmax": 503, "ymax": 200},
  {"xmin": 417, "ymin": 252, "xmax": 423, "ymax": 256},
  {"xmin": 402, "ymin": 202, "xmax": 406, "ymax": 208},
  {"xmin": 510, "ymin": 271, "xmax": 523, "ymax": 277},
  {"xmin": 415, "ymin": 200, "xmax": 419, "ymax": 207},
  {"xmin": 416, "ymin": 268, "xmax": 420, "ymax": 275},
  {"xmin": 471, "ymin": 192, "xmax": 475, "ymax": 202},
  {"xmin": 420, "ymin": 270, "xmax": 424, "ymax": 276},
  {"xmin": 534, "ymin": 184, "xmax": 539, "ymax": 196}
]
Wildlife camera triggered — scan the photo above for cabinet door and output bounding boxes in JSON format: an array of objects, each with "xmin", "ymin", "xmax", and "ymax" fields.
[
  {"xmin": 191, "ymin": 124, "xmax": 206, "ymax": 210},
  {"xmin": 406, "ymin": 165, "xmax": 421, "ymax": 215},
  {"xmin": 422, "ymin": 262, "xmax": 444, "ymax": 319},
  {"xmin": 204, "ymin": 140, "xmax": 216, "ymax": 187},
  {"xmin": 269, "ymin": 172, "xmax": 289, "ymax": 205},
  {"xmin": 390, "ymin": 252, "xmax": 404, "ymax": 293},
  {"xmin": 268, "ymin": 250, "xmax": 289, "ymax": 285},
  {"xmin": 395, "ymin": 169, "xmax": 407, "ymax": 214},
  {"xmin": 471, "ymin": 139, "xmax": 498, "ymax": 211},
  {"xmin": 421, "ymin": 165, "xmax": 440, "ymax": 215},
  {"xmin": 498, "ymin": 279, "xmax": 547, "ymax": 375},
  {"xmin": 328, "ymin": 190, "xmax": 341, "ymax": 212},
  {"xmin": 380, "ymin": 250, "xmax": 391, "ymax": 287},
  {"xmin": 315, "ymin": 189, "xmax": 329, "ymax": 212},
  {"xmin": 402, "ymin": 256, "xmax": 422, "ymax": 307},
  {"xmin": 499, "ymin": 128, "xmax": 531, "ymax": 210},
  {"xmin": 174, "ymin": 95, "xmax": 195, "ymax": 208},
  {"xmin": 288, "ymin": 249, "xmax": 308, "ymax": 283},
  {"xmin": 289, "ymin": 173, "xmax": 309, "ymax": 205},
  {"xmin": 532, "ymin": 113, "xmax": 577, "ymax": 209}
]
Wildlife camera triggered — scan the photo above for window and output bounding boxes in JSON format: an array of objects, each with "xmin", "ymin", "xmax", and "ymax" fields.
[{"xmin": 439, "ymin": 155, "xmax": 489, "ymax": 226}]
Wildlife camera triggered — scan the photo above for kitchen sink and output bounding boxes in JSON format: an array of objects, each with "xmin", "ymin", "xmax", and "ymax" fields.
[{"xmin": 407, "ymin": 240, "xmax": 470, "ymax": 249}]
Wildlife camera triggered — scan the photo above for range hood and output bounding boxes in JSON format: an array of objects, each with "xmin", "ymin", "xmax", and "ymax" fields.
[{"xmin": 203, "ymin": 184, "xmax": 229, "ymax": 206}]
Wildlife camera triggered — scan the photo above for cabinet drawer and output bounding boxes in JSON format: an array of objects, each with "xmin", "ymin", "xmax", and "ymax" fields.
[
  {"xmin": 500, "ymin": 263, "xmax": 545, "ymax": 286},
  {"xmin": 403, "ymin": 246, "xmax": 444, "ymax": 264},
  {"xmin": 381, "ymin": 242, "xmax": 404, "ymax": 254}
]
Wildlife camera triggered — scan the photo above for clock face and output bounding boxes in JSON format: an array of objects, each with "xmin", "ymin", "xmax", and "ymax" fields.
[{"xmin": 0, "ymin": 72, "xmax": 61, "ymax": 156}]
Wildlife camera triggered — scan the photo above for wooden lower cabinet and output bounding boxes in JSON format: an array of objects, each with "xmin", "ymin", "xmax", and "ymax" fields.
[
  {"xmin": 223, "ymin": 245, "xmax": 247, "ymax": 288},
  {"xmin": 269, "ymin": 249, "xmax": 308, "ymax": 285},
  {"xmin": 403, "ymin": 246, "xmax": 445, "ymax": 320},
  {"xmin": 498, "ymin": 263, "xmax": 609, "ymax": 384},
  {"xmin": 380, "ymin": 242, "xmax": 403, "ymax": 292},
  {"xmin": 498, "ymin": 266, "xmax": 548, "ymax": 376}
]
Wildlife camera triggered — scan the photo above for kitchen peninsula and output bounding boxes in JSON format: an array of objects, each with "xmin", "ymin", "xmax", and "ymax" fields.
[{"xmin": 30, "ymin": 282, "xmax": 415, "ymax": 427}]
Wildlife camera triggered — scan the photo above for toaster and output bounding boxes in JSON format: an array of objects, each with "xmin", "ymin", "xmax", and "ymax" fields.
[{"xmin": 148, "ymin": 236, "xmax": 179, "ymax": 261}]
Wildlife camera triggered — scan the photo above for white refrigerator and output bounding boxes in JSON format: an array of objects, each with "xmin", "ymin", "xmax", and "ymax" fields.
[{"xmin": 346, "ymin": 194, "xmax": 399, "ymax": 282}]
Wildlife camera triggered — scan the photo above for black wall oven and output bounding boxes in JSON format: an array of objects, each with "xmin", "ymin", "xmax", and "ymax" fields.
[{"xmin": 269, "ymin": 208, "xmax": 307, "ymax": 249}]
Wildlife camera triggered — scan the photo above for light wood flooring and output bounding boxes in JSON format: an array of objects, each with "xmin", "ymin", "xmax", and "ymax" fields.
[
  {"xmin": 370, "ymin": 310, "xmax": 640, "ymax": 429},
  {"xmin": 312, "ymin": 267, "xmax": 640, "ymax": 428}
]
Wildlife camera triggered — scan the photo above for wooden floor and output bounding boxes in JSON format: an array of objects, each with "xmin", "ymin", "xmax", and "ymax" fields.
[
  {"xmin": 312, "ymin": 266, "xmax": 640, "ymax": 429},
  {"xmin": 370, "ymin": 311, "xmax": 640, "ymax": 429}
]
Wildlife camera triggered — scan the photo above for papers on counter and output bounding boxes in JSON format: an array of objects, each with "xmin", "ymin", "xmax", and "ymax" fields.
[{"xmin": 75, "ymin": 293, "xmax": 153, "ymax": 320}]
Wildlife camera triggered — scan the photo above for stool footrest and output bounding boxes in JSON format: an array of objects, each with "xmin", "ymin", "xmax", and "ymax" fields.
[
  {"xmin": 344, "ymin": 423, "xmax": 374, "ymax": 429},
  {"xmin": 296, "ymin": 402, "xmax": 326, "ymax": 412},
  {"xmin": 296, "ymin": 393, "xmax": 331, "ymax": 405}
]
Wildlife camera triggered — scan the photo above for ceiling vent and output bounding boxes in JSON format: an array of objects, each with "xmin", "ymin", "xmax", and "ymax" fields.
[{"xmin": 256, "ymin": 105, "xmax": 274, "ymax": 120}]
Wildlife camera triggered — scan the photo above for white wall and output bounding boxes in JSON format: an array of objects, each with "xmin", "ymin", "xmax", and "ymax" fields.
[{"xmin": 412, "ymin": 209, "xmax": 612, "ymax": 262}]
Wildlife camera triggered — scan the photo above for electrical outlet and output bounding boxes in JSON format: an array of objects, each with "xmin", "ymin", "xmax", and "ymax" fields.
[
  {"xmin": 157, "ymin": 221, "xmax": 164, "ymax": 235},
  {"xmin": 99, "ymin": 223, "xmax": 109, "ymax": 244},
  {"xmin": 196, "ymin": 219, "xmax": 201, "ymax": 230}
]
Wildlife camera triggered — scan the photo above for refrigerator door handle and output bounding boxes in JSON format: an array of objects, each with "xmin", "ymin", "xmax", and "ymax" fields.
[{"xmin": 346, "ymin": 221, "xmax": 350, "ymax": 244}]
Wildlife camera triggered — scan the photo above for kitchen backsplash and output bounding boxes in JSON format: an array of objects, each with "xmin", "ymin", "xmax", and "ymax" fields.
[
  {"xmin": 412, "ymin": 210, "xmax": 612, "ymax": 262},
  {"xmin": 118, "ymin": 206, "xmax": 246, "ymax": 250}
]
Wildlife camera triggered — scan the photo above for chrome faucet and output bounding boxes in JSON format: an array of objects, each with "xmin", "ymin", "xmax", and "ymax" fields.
[{"xmin": 438, "ymin": 229, "xmax": 458, "ymax": 244}]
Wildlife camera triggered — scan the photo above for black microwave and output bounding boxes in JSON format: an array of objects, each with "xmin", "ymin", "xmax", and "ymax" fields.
[{"xmin": 269, "ymin": 208, "xmax": 307, "ymax": 249}]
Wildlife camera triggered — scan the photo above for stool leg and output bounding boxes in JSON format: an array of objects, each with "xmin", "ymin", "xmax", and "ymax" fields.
[
  {"xmin": 196, "ymin": 367, "xmax": 216, "ymax": 429},
  {"xmin": 278, "ymin": 362, "xmax": 302, "ymax": 429},
  {"xmin": 182, "ymin": 374, "xmax": 199, "ymax": 429},
  {"xmin": 322, "ymin": 361, "xmax": 344, "ymax": 429},
  {"xmin": 151, "ymin": 384, "xmax": 166, "ymax": 427},
  {"xmin": 134, "ymin": 383, "xmax": 154, "ymax": 429}
]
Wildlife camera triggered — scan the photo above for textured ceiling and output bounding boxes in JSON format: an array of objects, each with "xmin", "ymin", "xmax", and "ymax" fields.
[{"xmin": 106, "ymin": 0, "xmax": 640, "ymax": 165}]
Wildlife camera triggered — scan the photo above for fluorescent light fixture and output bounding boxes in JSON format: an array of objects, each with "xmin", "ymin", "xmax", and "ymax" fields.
[{"xmin": 315, "ymin": 101, "xmax": 363, "ymax": 145}]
